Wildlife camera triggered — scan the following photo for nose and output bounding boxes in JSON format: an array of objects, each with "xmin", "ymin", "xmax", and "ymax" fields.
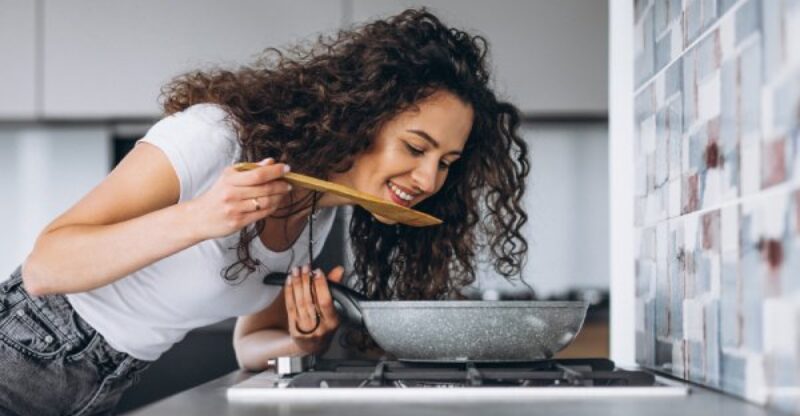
[{"xmin": 411, "ymin": 160, "xmax": 438, "ymax": 194}]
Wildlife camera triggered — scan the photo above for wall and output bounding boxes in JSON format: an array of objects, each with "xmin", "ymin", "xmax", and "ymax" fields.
[
  {"xmin": 632, "ymin": 0, "xmax": 800, "ymax": 412},
  {"xmin": 0, "ymin": 127, "xmax": 110, "ymax": 278},
  {"xmin": 476, "ymin": 123, "xmax": 609, "ymax": 298}
]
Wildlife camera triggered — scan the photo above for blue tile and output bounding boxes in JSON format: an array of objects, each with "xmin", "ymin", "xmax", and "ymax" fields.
[
  {"xmin": 655, "ymin": 0, "xmax": 670, "ymax": 35},
  {"xmin": 739, "ymin": 41, "xmax": 762, "ymax": 136},
  {"xmin": 656, "ymin": 339, "xmax": 674, "ymax": 369},
  {"xmin": 682, "ymin": 50, "xmax": 697, "ymax": 133},
  {"xmin": 761, "ymin": 0, "xmax": 783, "ymax": 79},
  {"xmin": 656, "ymin": 32, "xmax": 672, "ymax": 70},
  {"xmin": 720, "ymin": 260, "xmax": 740, "ymax": 348},
  {"xmin": 735, "ymin": 0, "xmax": 761, "ymax": 45},
  {"xmin": 665, "ymin": 58, "xmax": 683, "ymax": 97},
  {"xmin": 669, "ymin": 228, "xmax": 685, "ymax": 340},
  {"xmin": 741, "ymin": 243, "xmax": 763, "ymax": 351},
  {"xmin": 668, "ymin": 98, "xmax": 683, "ymax": 175},
  {"xmin": 720, "ymin": 58, "xmax": 737, "ymax": 149},
  {"xmin": 705, "ymin": 301, "xmax": 721, "ymax": 387},
  {"xmin": 637, "ymin": 7, "xmax": 656, "ymax": 87},
  {"xmin": 721, "ymin": 352, "xmax": 747, "ymax": 397},
  {"xmin": 688, "ymin": 340, "xmax": 706, "ymax": 382},
  {"xmin": 719, "ymin": 0, "xmax": 739, "ymax": 15},
  {"xmin": 697, "ymin": 31, "xmax": 720, "ymax": 81}
]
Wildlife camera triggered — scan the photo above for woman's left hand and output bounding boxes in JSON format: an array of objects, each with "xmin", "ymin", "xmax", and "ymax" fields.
[{"xmin": 284, "ymin": 265, "xmax": 345, "ymax": 355}]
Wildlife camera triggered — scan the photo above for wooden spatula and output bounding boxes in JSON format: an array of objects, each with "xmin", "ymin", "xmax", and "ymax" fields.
[{"xmin": 233, "ymin": 162, "xmax": 442, "ymax": 227}]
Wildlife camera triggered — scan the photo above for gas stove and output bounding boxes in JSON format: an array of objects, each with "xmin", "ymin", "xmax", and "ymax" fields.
[{"xmin": 227, "ymin": 357, "xmax": 689, "ymax": 402}]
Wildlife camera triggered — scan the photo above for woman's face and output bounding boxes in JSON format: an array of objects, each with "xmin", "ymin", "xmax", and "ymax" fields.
[{"xmin": 333, "ymin": 90, "xmax": 474, "ymax": 224}]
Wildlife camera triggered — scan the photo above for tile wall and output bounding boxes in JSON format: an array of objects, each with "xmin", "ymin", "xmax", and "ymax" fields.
[{"xmin": 633, "ymin": 0, "xmax": 800, "ymax": 412}]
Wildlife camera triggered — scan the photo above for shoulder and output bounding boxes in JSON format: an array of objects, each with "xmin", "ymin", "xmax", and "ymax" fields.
[{"xmin": 180, "ymin": 103, "xmax": 235, "ymax": 128}]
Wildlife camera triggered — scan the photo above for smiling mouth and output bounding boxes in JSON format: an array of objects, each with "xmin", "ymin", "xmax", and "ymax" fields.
[{"xmin": 386, "ymin": 181, "xmax": 416, "ymax": 207}]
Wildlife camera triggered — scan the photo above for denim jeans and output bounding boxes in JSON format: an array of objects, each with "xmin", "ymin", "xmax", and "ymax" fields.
[{"xmin": 0, "ymin": 267, "xmax": 151, "ymax": 416}]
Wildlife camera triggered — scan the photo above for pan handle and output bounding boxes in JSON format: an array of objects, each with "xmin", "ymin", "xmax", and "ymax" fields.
[{"xmin": 262, "ymin": 272, "xmax": 365, "ymax": 328}]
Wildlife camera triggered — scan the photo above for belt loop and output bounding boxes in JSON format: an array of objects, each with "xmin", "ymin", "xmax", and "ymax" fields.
[{"xmin": 1, "ymin": 267, "xmax": 23, "ymax": 294}]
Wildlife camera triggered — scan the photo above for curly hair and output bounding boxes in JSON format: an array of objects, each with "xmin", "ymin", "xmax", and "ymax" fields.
[{"xmin": 160, "ymin": 9, "xmax": 529, "ymax": 306}]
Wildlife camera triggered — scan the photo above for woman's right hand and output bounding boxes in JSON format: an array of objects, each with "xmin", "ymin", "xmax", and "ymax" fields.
[{"xmin": 189, "ymin": 158, "xmax": 292, "ymax": 240}]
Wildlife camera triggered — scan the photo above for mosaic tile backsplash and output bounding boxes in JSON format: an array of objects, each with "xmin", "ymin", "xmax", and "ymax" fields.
[{"xmin": 634, "ymin": 0, "xmax": 800, "ymax": 412}]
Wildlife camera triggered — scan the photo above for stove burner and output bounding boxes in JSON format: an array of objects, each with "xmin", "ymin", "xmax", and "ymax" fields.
[{"xmin": 287, "ymin": 359, "xmax": 656, "ymax": 388}]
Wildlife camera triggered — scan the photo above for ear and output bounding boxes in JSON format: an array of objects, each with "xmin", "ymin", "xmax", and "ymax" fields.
[{"xmin": 327, "ymin": 266, "xmax": 345, "ymax": 283}]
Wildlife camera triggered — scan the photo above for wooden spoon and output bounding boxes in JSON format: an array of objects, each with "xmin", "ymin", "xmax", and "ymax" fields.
[{"xmin": 232, "ymin": 162, "xmax": 442, "ymax": 227}]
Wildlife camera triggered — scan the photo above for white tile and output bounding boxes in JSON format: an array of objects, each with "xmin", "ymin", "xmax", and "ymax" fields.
[
  {"xmin": 740, "ymin": 142, "xmax": 761, "ymax": 195},
  {"xmin": 763, "ymin": 298, "xmax": 798, "ymax": 356},
  {"xmin": 759, "ymin": 192, "xmax": 788, "ymax": 238},
  {"xmin": 671, "ymin": 21, "xmax": 683, "ymax": 60},
  {"xmin": 719, "ymin": 14, "xmax": 736, "ymax": 60},
  {"xmin": 721, "ymin": 205, "xmax": 739, "ymax": 254},
  {"xmin": 684, "ymin": 299, "xmax": 705, "ymax": 341},
  {"xmin": 787, "ymin": 7, "xmax": 800, "ymax": 67},
  {"xmin": 698, "ymin": 72, "xmax": 721, "ymax": 121},
  {"xmin": 745, "ymin": 355, "xmax": 769, "ymax": 404},
  {"xmin": 642, "ymin": 115, "xmax": 657, "ymax": 153},
  {"xmin": 684, "ymin": 213, "xmax": 700, "ymax": 252},
  {"xmin": 669, "ymin": 178, "xmax": 682, "ymax": 217},
  {"xmin": 702, "ymin": 168, "xmax": 721, "ymax": 208}
]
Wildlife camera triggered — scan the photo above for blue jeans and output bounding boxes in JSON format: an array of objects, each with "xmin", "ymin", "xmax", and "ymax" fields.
[{"xmin": 0, "ymin": 267, "xmax": 151, "ymax": 416}]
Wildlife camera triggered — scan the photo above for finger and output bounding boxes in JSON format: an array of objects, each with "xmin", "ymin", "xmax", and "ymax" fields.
[
  {"xmin": 237, "ymin": 194, "xmax": 290, "ymax": 220},
  {"xmin": 287, "ymin": 267, "xmax": 315, "ymax": 335},
  {"xmin": 300, "ymin": 265, "xmax": 318, "ymax": 321},
  {"xmin": 236, "ymin": 182, "xmax": 293, "ymax": 199},
  {"xmin": 328, "ymin": 266, "xmax": 345, "ymax": 284},
  {"xmin": 293, "ymin": 266, "xmax": 314, "ymax": 324},
  {"xmin": 313, "ymin": 269, "xmax": 340, "ymax": 328},
  {"xmin": 228, "ymin": 162, "xmax": 290, "ymax": 186},
  {"xmin": 284, "ymin": 273, "xmax": 299, "ymax": 331}
]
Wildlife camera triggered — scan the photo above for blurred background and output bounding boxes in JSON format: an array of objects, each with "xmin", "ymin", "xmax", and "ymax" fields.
[{"xmin": 0, "ymin": 1, "xmax": 609, "ymax": 412}]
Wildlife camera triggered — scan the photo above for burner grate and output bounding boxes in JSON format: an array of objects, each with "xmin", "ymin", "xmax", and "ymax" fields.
[{"xmin": 288, "ymin": 358, "xmax": 656, "ymax": 388}]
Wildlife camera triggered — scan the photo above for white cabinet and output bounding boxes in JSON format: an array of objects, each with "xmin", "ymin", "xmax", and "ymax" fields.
[
  {"xmin": 42, "ymin": 0, "xmax": 343, "ymax": 118},
  {"xmin": 350, "ymin": 1, "xmax": 608, "ymax": 115},
  {"xmin": 0, "ymin": 1, "xmax": 37, "ymax": 119}
]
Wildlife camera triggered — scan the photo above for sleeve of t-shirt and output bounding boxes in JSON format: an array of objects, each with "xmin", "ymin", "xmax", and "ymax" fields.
[{"xmin": 138, "ymin": 104, "xmax": 240, "ymax": 202}]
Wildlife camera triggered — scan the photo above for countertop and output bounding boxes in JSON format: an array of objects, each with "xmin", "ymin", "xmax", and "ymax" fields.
[{"xmin": 126, "ymin": 369, "xmax": 787, "ymax": 416}]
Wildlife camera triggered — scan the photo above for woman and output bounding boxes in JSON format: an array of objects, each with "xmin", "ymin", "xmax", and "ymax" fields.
[{"xmin": 0, "ymin": 8, "xmax": 528, "ymax": 416}]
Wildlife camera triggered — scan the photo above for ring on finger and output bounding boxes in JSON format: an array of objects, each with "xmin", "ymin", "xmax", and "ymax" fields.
[
  {"xmin": 295, "ymin": 311, "xmax": 321, "ymax": 335},
  {"xmin": 251, "ymin": 197, "xmax": 261, "ymax": 211}
]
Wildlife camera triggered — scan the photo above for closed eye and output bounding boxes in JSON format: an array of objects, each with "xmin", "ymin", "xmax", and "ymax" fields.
[
  {"xmin": 404, "ymin": 143, "xmax": 424, "ymax": 156},
  {"xmin": 405, "ymin": 143, "xmax": 453, "ymax": 171}
]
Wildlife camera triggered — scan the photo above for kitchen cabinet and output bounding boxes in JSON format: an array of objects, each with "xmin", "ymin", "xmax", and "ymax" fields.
[
  {"xmin": 0, "ymin": 0, "xmax": 37, "ymax": 119},
  {"xmin": 350, "ymin": 0, "xmax": 608, "ymax": 116},
  {"xmin": 41, "ymin": 0, "xmax": 343, "ymax": 118}
]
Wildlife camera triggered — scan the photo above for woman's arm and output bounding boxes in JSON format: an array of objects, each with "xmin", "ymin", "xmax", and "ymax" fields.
[{"xmin": 22, "ymin": 142, "xmax": 290, "ymax": 296}]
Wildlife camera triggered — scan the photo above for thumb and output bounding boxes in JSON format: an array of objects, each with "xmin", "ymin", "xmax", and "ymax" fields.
[{"xmin": 328, "ymin": 266, "xmax": 345, "ymax": 283}]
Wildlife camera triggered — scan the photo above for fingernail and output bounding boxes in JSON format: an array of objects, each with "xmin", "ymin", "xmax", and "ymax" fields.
[
  {"xmin": 302, "ymin": 264, "xmax": 310, "ymax": 275},
  {"xmin": 287, "ymin": 184, "xmax": 292, "ymax": 191},
  {"xmin": 283, "ymin": 165, "xmax": 291, "ymax": 173},
  {"xmin": 313, "ymin": 269, "xmax": 323, "ymax": 279},
  {"xmin": 258, "ymin": 158, "xmax": 274, "ymax": 166},
  {"xmin": 285, "ymin": 274, "xmax": 292, "ymax": 283},
  {"xmin": 291, "ymin": 266, "xmax": 299, "ymax": 277}
]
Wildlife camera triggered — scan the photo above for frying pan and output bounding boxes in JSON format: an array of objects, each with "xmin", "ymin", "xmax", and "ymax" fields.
[{"xmin": 263, "ymin": 275, "xmax": 588, "ymax": 361}]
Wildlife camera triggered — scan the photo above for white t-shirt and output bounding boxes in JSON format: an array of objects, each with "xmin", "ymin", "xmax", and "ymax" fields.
[{"xmin": 66, "ymin": 104, "xmax": 337, "ymax": 361}]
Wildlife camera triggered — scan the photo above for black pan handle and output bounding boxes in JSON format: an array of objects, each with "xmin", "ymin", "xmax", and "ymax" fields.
[{"xmin": 262, "ymin": 272, "xmax": 365, "ymax": 327}]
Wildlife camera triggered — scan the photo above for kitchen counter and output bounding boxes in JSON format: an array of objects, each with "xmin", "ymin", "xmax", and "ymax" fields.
[{"xmin": 126, "ymin": 369, "xmax": 786, "ymax": 416}]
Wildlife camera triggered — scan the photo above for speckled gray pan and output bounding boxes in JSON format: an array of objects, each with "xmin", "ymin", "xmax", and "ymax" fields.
[
  {"xmin": 261, "ymin": 275, "xmax": 588, "ymax": 361},
  {"xmin": 360, "ymin": 300, "xmax": 589, "ymax": 361}
]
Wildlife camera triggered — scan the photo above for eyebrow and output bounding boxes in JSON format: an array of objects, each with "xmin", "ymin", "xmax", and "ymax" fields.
[{"xmin": 406, "ymin": 129, "xmax": 462, "ymax": 156}]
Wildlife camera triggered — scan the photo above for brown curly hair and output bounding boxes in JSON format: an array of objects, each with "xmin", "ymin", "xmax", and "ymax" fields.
[{"xmin": 160, "ymin": 9, "xmax": 529, "ymax": 304}]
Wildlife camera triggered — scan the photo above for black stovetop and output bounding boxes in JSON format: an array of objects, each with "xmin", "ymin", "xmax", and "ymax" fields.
[{"xmin": 287, "ymin": 358, "xmax": 656, "ymax": 388}]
